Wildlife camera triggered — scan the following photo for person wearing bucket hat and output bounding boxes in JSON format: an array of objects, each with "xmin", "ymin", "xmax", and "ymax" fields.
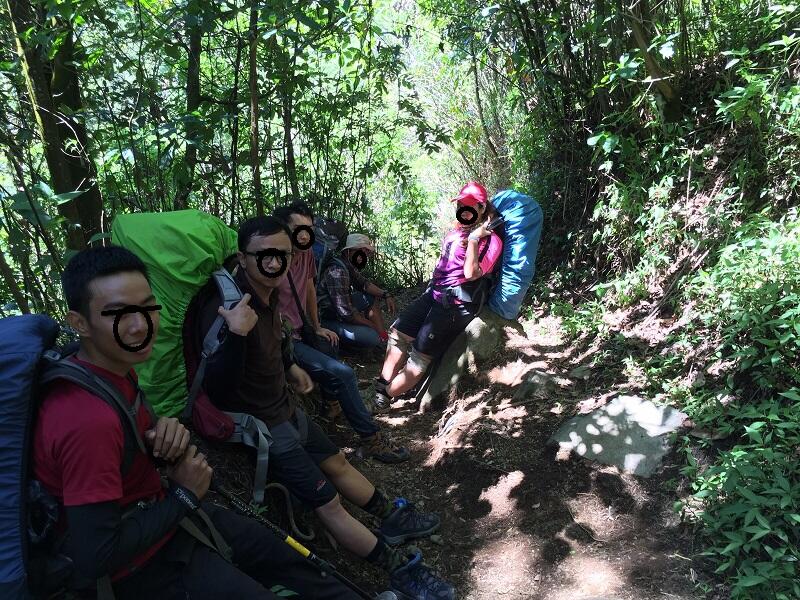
[
  {"xmin": 373, "ymin": 181, "xmax": 504, "ymax": 411},
  {"xmin": 273, "ymin": 203, "xmax": 410, "ymax": 464},
  {"xmin": 317, "ymin": 233, "xmax": 397, "ymax": 353}
]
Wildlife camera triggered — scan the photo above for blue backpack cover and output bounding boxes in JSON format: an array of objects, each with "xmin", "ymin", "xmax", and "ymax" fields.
[
  {"xmin": 488, "ymin": 190, "xmax": 543, "ymax": 320},
  {"xmin": 0, "ymin": 314, "xmax": 59, "ymax": 600}
]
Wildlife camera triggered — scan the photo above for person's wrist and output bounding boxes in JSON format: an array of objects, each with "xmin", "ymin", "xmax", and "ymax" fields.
[
  {"xmin": 467, "ymin": 232, "xmax": 481, "ymax": 241},
  {"xmin": 169, "ymin": 482, "xmax": 200, "ymax": 511}
]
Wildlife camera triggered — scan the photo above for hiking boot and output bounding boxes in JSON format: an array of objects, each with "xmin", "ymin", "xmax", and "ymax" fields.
[
  {"xmin": 326, "ymin": 400, "xmax": 343, "ymax": 421},
  {"xmin": 379, "ymin": 498, "xmax": 440, "ymax": 545},
  {"xmin": 390, "ymin": 551, "xmax": 455, "ymax": 600},
  {"xmin": 372, "ymin": 378, "xmax": 392, "ymax": 414},
  {"xmin": 361, "ymin": 431, "xmax": 410, "ymax": 464}
]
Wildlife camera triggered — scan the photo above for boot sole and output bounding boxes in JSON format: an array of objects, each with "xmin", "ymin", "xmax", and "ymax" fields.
[
  {"xmin": 380, "ymin": 520, "xmax": 440, "ymax": 546},
  {"xmin": 371, "ymin": 452, "xmax": 411, "ymax": 464}
]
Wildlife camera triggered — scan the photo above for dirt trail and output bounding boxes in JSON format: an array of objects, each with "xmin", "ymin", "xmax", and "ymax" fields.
[
  {"xmin": 206, "ymin": 301, "xmax": 702, "ymax": 599},
  {"xmin": 334, "ymin": 310, "xmax": 701, "ymax": 600}
]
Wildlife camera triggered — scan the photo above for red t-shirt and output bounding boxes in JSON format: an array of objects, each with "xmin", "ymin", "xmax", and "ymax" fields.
[{"xmin": 32, "ymin": 357, "xmax": 174, "ymax": 579}]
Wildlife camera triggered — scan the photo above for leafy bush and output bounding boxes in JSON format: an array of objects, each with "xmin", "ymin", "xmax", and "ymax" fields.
[
  {"xmin": 675, "ymin": 212, "xmax": 800, "ymax": 598},
  {"xmin": 688, "ymin": 211, "xmax": 800, "ymax": 391}
]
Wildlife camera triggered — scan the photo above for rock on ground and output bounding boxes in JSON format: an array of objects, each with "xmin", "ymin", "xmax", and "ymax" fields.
[
  {"xmin": 417, "ymin": 308, "xmax": 526, "ymax": 412},
  {"xmin": 549, "ymin": 395, "xmax": 688, "ymax": 477}
]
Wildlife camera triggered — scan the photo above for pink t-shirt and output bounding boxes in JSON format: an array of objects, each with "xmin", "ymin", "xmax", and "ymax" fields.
[
  {"xmin": 430, "ymin": 228, "xmax": 503, "ymax": 303},
  {"xmin": 277, "ymin": 248, "xmax": 316, "ymax": 335}
]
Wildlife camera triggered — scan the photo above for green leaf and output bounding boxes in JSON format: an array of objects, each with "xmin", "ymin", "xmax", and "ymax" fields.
[
  {"xmin": 738, "ymin": 575, "xmax": 767, "ymax": 587},
  {"xmin": 53, "ymin": 190, "xmax": 86, "ymax": 205},
  {"xmin": 9, "ymin": 192, "xmax": 52, "ymax": 225},
  {"xmin": 296, "ymin": 13, "xmax": 321, "ymax": 31},
  {"xmin": 88, "ymin": 231, "xmax": 111, "ymax": 244}
]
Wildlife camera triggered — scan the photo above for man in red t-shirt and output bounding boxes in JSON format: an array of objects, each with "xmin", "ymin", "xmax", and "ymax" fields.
[{"xmin": 33, "ymin": 245, "xmax": 359, "ymax": 599}]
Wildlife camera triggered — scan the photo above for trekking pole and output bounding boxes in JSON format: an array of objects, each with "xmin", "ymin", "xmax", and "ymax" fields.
[{"xmin": 210, "ymin": 481, "xmax": 397, "ymax": 600}]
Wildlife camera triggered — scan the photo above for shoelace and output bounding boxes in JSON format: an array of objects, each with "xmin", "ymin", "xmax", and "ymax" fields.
[
  {"xmin": 408, "ymin": 563, "xmax": 447, "ymax": 593},
  {"xmin": 398, "ymin": 502, "xmax": 434, "ymax": 529}
]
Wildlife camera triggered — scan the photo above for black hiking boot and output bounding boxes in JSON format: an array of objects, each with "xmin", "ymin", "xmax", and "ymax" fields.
[
  {"xmin": 390, "ymin": 550, "xmax": 455, "ymax": 600},
  {"xmin": 372, "ymin": 377, "xmax": 392, "ymax": 414},
  {"xmin": 379, "ymin": 498, "xmax": 440, "ymax": 545}
]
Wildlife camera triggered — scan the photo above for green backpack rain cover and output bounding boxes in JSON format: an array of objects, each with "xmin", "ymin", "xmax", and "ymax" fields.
[{"xmin": 112, "ymin": 210, "xmax": 238, "ymax": 416}]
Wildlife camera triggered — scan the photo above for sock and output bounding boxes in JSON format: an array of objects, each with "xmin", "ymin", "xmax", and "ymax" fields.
[
  {"xmin": 362, "ymin": 488, "xmax": 394, "ymax": 519},
  {"xmin": 366, "ymin": 538, "xmax": 406, "ymax": 574},
  {"xmin": 375, "ymin": 378, "xmax": 391, "ymax": 400}
]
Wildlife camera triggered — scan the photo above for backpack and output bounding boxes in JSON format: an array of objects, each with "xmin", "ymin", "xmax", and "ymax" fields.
[
  {"xmin": 0, "ymin": 314, "xmax": 153, "ymax": 600},
  {"xmin": 113, "ymin": 210, "xmax": 273, "ymax": 503},
  {"xmin": 312, "ymin": 216, "xmax": 348, "ymax": 279},
  {"xmin": 487, "ymin": 190, "xmax": 543, "ymax": 320}
]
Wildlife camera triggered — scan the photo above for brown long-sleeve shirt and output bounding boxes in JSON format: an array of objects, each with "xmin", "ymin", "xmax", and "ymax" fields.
[{"xmin": 199, "ymin": 270, "xmax": 296, "ymax": 427}]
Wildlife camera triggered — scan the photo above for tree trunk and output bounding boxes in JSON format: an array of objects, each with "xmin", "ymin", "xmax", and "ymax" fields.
[
  {"xmin": 229, "ymin": 35, "xmax": 244, "ymax": 223},
  {"xmin": 627, "ymin": 0, "xmax": 682, "ymax": 122},
  {"xmin": 248, "ymin": 0, "xmax": 264, "ymax": 216},
  {"xmin": 470, "ymin": 43, "xmax": 501, "ymax": 165},
  {"xmin": 0, "ymin": 245, "xmax": 30, "ymax": 313},
  {"xmin": 282, "ymin": 88, "xmax": 300, "ymax": 202},
  {"xmin": 8, "ymin": 0, "xmax": 103, "ymax": 249},
  {"xmin": 175, "ymin": 1, "xmax": 202, "ymax": 210}
]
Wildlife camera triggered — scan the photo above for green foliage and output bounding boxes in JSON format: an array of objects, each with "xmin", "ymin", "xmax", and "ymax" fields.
[
  {"xmin": 688, "ymin": 212, "xmax": 800, "ymax": 390},
  {"xmin": 680, "ymin": 399, "xmax": 800, "ymax": 599}
]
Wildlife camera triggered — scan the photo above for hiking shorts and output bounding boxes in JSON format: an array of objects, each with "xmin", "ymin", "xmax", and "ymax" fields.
[
  {"xmin": 392, "ymin": 290, "xmax": 478, "ymax": 358},
  {"xmin": 268, "ymin": 408, "xmax": 339, "ymax": 509}
]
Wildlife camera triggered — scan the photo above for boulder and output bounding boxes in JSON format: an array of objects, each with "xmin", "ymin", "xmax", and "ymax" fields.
[
  {"xmin": 417, "ymin": 308, "xmax": 526, "ymax": 412},
  {"xmin": 549, "ymin": 395, "xmax": 688, "ymax": 477}
]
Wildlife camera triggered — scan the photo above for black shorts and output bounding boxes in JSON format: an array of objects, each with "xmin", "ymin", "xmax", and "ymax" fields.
[
  {"xmin": 392, "ymin": 290, "xmax": 478, "ymax": 357},
  {"xmin": 268, "ymin": 408, "xmax": 339, "ymax": 509}
]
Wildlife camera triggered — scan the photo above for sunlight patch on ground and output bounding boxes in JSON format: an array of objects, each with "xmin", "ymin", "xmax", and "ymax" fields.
[
  {"xmin": 488, "ymin": 359, "xmax": 538, "ymax": 386},
  {"xmin": 379, "ymin": 414, "xmax": 412, "ymax": 426},
  {"xmin": 477, "ymin": 470, "xmax": 524, "ymax": 520},
  {"xmin": 466, "ymin": 533, "xmax": 538, "ymax": 599},
  {"xmin": 549, "ymin": 556, "xmax": 624, "ymax": 600}
]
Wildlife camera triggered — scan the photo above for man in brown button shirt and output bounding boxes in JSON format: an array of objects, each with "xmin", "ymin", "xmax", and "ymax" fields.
[{"xmin": 198, "ymin": 216, "xmax": 454, "ymax": 600}]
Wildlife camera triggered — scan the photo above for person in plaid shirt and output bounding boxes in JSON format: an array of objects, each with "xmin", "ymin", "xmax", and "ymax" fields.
[{"xmin": 317, "ymin": 233, "xmax": 396, "ymax": 351}]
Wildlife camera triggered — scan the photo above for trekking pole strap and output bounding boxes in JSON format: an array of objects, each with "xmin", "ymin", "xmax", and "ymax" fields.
[{"xmin": 178, "ymin": 508, "xmax": 234, "ymax": 563}]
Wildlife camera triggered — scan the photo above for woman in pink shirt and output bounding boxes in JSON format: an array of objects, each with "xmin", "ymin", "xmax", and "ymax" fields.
[{"xmin": 374, "ymin": 182, "xmax": 503, "ymax": 409}]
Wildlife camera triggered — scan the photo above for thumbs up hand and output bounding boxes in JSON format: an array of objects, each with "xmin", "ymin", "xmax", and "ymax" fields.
[{"xmin": 218, "ymin": 293, "xmax": 258, "ymax": 336}]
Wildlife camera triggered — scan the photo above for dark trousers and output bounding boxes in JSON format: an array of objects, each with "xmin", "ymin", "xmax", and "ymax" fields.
[
  {"xmin": 114, "ymin": 503, "xmax": 361, "ymax": 600},
  {"xmin": 293, "ymin": 340, "xmax": 379, "ymax": 438}
]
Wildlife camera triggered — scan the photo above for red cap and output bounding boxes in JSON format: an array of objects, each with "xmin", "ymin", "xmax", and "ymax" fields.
[{"xmin": 451, "ymin": 181, "xmax": 488, "ymax": 206}]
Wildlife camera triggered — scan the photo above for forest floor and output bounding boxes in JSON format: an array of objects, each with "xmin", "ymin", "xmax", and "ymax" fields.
[{"xmin": 207, "ymin": 286, "xmax": 707, "ymax": 599}]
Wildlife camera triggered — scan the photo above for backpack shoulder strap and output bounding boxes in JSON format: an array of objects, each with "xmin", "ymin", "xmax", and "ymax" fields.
[
  {"xmin": 478, "ymin": 236, "xmax": 491, "ymax": 262},
  {"xmin": 183, "ymin": 269, "xmax": 243, "ymax": 421},
  {"xmin": 286, "ymin": 272, "xmax": 311, "ymax": 327},
  {"xmin": 212, "ymin": 268, "xmax": 242, "ymax": 311},
  {"xmin": 40, "ymin": 358, "xmax": 147, "ymax": 475}
]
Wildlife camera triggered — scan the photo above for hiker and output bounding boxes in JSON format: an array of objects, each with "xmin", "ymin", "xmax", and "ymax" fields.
[
  {"xmin": 317, "ymin": 232, "xmax": 396, "ymax": 351},
  {"xmin": 273, "ymin": 202, "xmax": 410, "ymax": 462},
  {"xmin": 374, "ymin": 181, "xmax": 504, "ymax": 410},
  {"xmin": 31, "ymin": 246, "xmax": 362, "ymax": 599},
  {"xmin": 197, "ymin": 215, "xmax": 455, "ymax": 600}
]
